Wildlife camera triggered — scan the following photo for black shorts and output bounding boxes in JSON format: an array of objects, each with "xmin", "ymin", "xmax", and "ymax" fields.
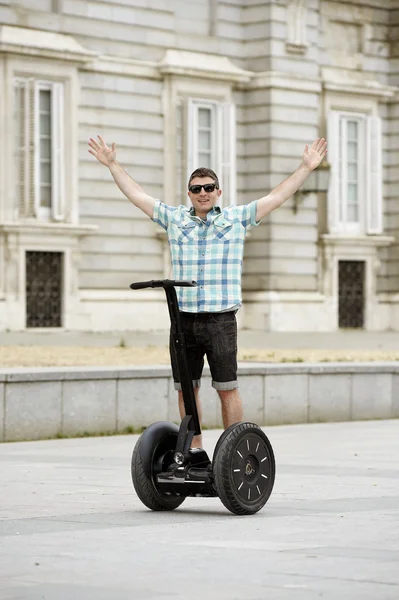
[{"xmin": 170, "ymin": 311, "xmax": 238, "ymax": 391}]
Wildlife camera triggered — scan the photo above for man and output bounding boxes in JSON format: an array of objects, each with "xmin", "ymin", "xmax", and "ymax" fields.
[{"xmin": 88, "ymin": 135, "xmax": 327, "ymax": 447}]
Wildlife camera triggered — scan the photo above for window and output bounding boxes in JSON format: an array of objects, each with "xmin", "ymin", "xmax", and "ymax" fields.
[
  {"xmin": 187, "ymin": 98, "xmax": 236, "ymax": 207},
  {"xmin": 14, "ymin": 78, "xmax": 65, "ymax": 221},
  {"xmin": 38, "ymin": 86, "xmax": 52, "ymax": 215},
  {"xmin": 193, "ymin": 103, "xmax": 217, "ymax": 169},
  {"xmin": 338, "ymin": 114, "xmax": 366, "ymax": 229},
  {"xmin": 327, "ymin": 111, "xmax": 383, "ymax": 235}
]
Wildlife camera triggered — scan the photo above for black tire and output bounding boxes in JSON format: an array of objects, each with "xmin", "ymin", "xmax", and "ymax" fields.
[
  {"xmin": 212, "ymin": 423, "xmax": 241, "ymax": 463},
  {"xmin": 131, "ymin": 425, "xmax": 185, "ymax": 511},
  {"xmin": 213, "ymin": 422, "xmax": 275, "ymax": 515}
]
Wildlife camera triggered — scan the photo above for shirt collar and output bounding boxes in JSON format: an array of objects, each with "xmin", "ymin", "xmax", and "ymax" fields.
[{"xmin": 189, "ymin": 205, "xmax": 221, "ymax": 220}]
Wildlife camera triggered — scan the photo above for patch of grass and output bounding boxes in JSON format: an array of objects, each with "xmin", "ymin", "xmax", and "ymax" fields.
[
  {"xmin": 54, "ymin": 425, "xmax": 146, "ymax": 440},
  {"xmin": 121, "ymin": 425, "xmax": 146, "ymax": 435},
  {"xmin": 280, "ymin": 357, "xmax": 304, "ymax": 363},
  {"xmin": 241, "ymin": 354, "xmax": 256, "ymax": 360}
]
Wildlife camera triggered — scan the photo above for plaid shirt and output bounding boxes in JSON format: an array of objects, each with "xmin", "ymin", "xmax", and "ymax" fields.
[{"xmin": 152, "ymin": 200, "xmax": 260, "ymax": 312}]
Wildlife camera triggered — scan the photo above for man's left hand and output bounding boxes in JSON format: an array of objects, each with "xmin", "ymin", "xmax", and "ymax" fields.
[{"xmin": 302, "ymin": 138, "xmax": 327, "ymax": 171}]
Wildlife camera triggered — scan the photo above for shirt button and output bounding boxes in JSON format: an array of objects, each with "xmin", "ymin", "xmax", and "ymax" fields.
[{"xmin": 202, "ymin": 253, "xmax": 205, "ymax": 256}]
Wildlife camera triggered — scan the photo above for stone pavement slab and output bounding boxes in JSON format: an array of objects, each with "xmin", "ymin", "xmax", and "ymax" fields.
[
  {"xmin": 1, "ymin": 328, "xmax": 399, "ymax": 351},
  {"xmin": 0, "ymin": 420, "xmax": 398, "ymax": 600}
]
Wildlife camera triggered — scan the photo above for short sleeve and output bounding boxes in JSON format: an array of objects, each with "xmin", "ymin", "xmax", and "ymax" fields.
[
  {"xmin": 235, "ymin": 200, "xmax": 261, "ymax": 231},
  {"xmin": 152, "ymin": 200, "xmax": 177, "ymax": 231}
]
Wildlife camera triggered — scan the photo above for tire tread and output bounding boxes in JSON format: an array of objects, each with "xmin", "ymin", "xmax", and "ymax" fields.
[
  {"xmin": 213, "ymin": 422, "xmax": 275, "ymax": 516},
  {"xmin": 132, "ymin": 438, "xmax": 184, "ymax": 511}
]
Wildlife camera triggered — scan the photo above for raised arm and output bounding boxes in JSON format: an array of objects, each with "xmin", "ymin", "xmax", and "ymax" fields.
[
  {"xmin": 88, "ymin": 135, "xmax": 156, "ymax": 218},
  {"xmin": 255, "ymin": 138, "xmax": 327, "ymax": 221}
]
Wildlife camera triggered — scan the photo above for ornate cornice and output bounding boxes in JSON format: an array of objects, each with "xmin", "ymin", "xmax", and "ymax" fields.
[{"xmin": 0, "ymin": 25, "xmax": 96, "ymax": 63}]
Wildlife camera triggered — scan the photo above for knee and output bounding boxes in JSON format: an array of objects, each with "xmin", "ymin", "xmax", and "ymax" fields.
[{"xmin": 217, "ymin": 388, "xmax": 240, "ymax": 402}]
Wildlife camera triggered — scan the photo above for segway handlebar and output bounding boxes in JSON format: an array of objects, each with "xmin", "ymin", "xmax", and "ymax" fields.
[
  {"xmin": 130, "ymin": 277, "xmax": 201, "ymax": 437},
  {"xmin": 130, "ymin": 279, "xmax": 197, "ymax": 290}
]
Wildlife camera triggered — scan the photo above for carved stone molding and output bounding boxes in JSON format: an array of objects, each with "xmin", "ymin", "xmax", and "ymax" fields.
[{"xmin": 286, "ymin": 0, "xmax": 310, "ymax": 55}]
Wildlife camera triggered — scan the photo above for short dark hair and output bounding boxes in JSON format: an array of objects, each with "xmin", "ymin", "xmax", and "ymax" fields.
[{"xmin": 188, "ymin": 168, "xmax": 219, "ymax": 189}]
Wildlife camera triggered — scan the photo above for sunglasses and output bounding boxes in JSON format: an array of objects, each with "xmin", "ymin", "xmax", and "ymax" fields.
[{"xmin": 189, "ymin": 183, "xmax": 218, "ymax": 194}]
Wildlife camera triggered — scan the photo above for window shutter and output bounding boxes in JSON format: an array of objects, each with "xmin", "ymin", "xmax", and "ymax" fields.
[
  {"xmin": 185, "ymin": 98, "xmax": 197, "ymax": 206},
  {"xmin": 51, "ymin": 82, "xmax": 65, "ymax": 221},
  {"xmin": 14, "ymin": 79, "xmax": 29, "ymax": 219},
  {"xmin": 187, "ymin": 98, "xmax": 196, "ymax": 182},
  {"xmin": 326, "ymin": 111, "xmax": 340, "ymax": 233},
  {"xmin": 220, "ymin": 102, "xmax": 236, "ymax": 206},
  {"xmin": 175, "ymin": 99, "xmax": 184, "ymax": 206},
  {"xmin": 13, "ymin": 78, "xmax": 37, "ymax": 219},
  {"xmin": 366, "ymin": 116, "xmax": 383, "ymax": 235},
  {"xmin": 31, "ymin": 80, "xmax": 39, "ymax": 218}
]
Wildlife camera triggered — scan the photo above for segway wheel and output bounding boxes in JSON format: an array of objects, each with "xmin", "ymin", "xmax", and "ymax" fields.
[
  {"xmin": 212, "ymin": 422, "xmax": 241, "ymax": 463},
  {"xmin": 213, "ymin": 422, "xmax": 275, "ymax": 515},
  {"xmin": 131, "ymin": 423, "xmax": 185, "ymax": 511}
]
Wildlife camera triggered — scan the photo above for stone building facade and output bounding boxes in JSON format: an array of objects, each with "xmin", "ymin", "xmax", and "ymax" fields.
[{"xmin": 0, "ymin": 0, "xmax": 398, "ymax": 331}]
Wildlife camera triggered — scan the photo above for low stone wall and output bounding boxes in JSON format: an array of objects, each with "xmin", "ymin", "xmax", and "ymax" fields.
[{"xmin": 0, "ymin": 362, "xmax": 398, "ymax": 442}]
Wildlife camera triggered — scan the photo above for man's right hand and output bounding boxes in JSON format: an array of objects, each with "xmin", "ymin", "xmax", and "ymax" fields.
[
  {"xmin": 88, "ymin": 135, "xmax": 116, "ymax": 166},
  {"xmin": 88, "ymin": 134, "xmax": 156, "ymax": 218}
]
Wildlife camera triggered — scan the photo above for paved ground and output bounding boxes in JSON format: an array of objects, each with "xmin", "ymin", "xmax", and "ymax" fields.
[
  {"xmin": 1, "ymin": 329, "xmax": 399, "ymax": 366},
  {"xmin": 1, "ymin": 420, "xmax": 398, "ymax": 600},
  {"xmin": 1, "ymin": 328, "xmax": 399, "ymax": 350}
]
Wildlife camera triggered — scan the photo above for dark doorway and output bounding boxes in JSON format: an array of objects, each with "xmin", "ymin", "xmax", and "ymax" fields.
[
  {"xmin": 338, "ymin": 260, "xmax": 365, "ymax": 328},
  {"xmin": 26, "ymin": 251, "xmax": 63, "ymax": 328}
]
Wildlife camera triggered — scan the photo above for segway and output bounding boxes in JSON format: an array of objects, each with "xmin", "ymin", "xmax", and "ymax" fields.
[{"xmin": 129, "ymin": 279, "xmax": 276, "ymax": 515}]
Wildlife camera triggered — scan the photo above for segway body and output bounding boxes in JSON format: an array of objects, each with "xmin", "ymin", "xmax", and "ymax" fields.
[{"xmin": 129, "ymin": 280, "xmax": 275, "ymax": 515}]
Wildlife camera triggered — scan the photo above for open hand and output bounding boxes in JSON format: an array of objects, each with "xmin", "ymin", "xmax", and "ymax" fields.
[
  {"xmin": 302, "ymin": 138, "xmax": 327, "ymax": 171},
  {"xmin": 88, "ymin": 135, "xmax": 117, "ymax": 166}
]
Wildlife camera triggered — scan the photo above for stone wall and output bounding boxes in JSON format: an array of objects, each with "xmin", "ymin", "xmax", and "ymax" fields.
[{"xmin": 1, "ymin": 363, "xmax": 398, "ymax": 442}]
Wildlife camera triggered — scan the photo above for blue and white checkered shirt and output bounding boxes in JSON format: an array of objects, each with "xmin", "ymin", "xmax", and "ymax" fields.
[{"xmin": 152, "ymin": 200, "xmax": 260, "ymax": 312}]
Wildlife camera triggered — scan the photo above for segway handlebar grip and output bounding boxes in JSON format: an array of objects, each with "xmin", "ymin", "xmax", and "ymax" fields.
[{"xmin": 130, "ymin": 279, "xmax": 197, "ymax": 290}]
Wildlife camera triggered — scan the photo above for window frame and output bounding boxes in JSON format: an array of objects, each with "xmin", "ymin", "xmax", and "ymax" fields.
[
  {"xmin": 35, "ymin": 81, "xmax": 53, "ymax": 221},
  {"xmin": 191, "ymin": 101, "xmax": 218, "ymax": 172},
  {"xmin": 5, "ymin": 55, "xmax": 78, "ymax": 228},
  {"xmin": 337, "ymin": 111, "xmax": 367, "ymax": 235},
  {"xmin": 33, "ymin": 79, "xmax": 65, "ymax": 221},
  {"xmin": 13, "ymin": 76, "xmax": 65, "ymax": 222},
  {"xmin": 327, "ymin": 108, "xmax": 382, "ymax": 237},
  {"xmin": 187, "ymin": 97, "xmax": 236, "ymax": 208}
]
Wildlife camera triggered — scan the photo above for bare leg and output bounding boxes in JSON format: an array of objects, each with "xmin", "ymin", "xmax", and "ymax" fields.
[
  {"xmin": 178, "ymin": 387, "xmax": 202, "ymax": 448},
  {"xmin": 217, "ymin": 388, "xmax": 243, "ymax": 429}
]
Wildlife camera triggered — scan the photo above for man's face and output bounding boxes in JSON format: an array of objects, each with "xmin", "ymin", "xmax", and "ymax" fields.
[{"xmin": 188, "ymin": 177, "xmax": 222, "ymax": 217}]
